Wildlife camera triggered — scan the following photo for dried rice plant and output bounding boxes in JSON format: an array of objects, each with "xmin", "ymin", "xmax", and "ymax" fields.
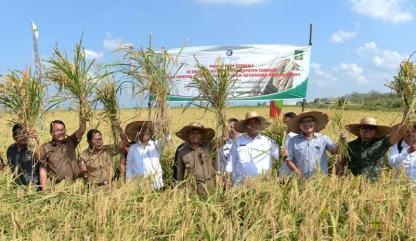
[
  {"xmin": 95, "ymin": 79, "xmax": 127, "ymax": 144},
  {"xmin": 46, "ymin": 38, "xmax": 109, "ymax": 121},
  {"xmin": 385, "ymin": 52, "xmax": 416, "ymax": 123},
  {"xmin": 120, "ymin": 37, "xmax": 184, "ymax": 149},
  {"xmin": 185, "ymin": 57, "xmax": 240, "ymax": 150},
  {"xmin": 0, "ymin": 69, "xmax": 56, "ymax": 150},
  {"xmin": 330, "ymin": 100, "xmax": 350, "ymax": 169}
]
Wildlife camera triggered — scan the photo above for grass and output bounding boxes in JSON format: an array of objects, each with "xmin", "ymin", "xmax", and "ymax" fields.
[{"xmin": 0, "ymin": 107, "xmax": 415, "ymax": 240}]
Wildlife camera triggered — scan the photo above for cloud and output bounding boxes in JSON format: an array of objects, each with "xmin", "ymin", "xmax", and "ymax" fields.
[
  {"xmin": 330, "ymin": 29, "xmax": 358, "ymax": 43},
  {"xmin": 196, "ymin": 0, "xmax": 267, "ymax": 5},
  {"xmin": 356, "ymin": 42, "xmax": 405, "ymax": 69},
  {"xmin": 335, "ymin": 63, "xmax": 369, "ymax": 85},
  {"xmin": 310, "ymin": 63, "xmax": 337, "ymax": 87},
  {"xmin": 84, "ymin": 49, "xmax": 103, "ymax": 60},
  {"xmin": 103, "ymin": 32, "xmax": 133, "ymax": 52},
  {"xmin": 350, "ymin": 0, "xmax": 413, "ymax": 23}
]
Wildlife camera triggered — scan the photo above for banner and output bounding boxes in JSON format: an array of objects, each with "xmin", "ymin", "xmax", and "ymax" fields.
[{"xmin": 167, "ymin": 44, "xmax": 311, "ymax": 101}]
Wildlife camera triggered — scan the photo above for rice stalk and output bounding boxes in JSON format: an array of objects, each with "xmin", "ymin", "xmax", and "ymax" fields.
[
  {"xmin": 120, "ymin": 36, "xmax": 184, "ymax": 149},
  {"xmin": 46, "ymin": 38, "xmax": 109, "ymax": 121},
  {"xmin": 185, "ymin": 57, "xmax": 240, "ymax": 150},
  {"xmin": 0, "ymin": 69, "xmax": 56, "ymax": 150},
  {"xmin": 262, "ymin": 119, "xmax": 286, "ymax": 174},
  {"xmin": 385, "ymin": 53, "xmax": 416, "ymax": 123},
  {"xmin": 95, "ymin": 78, "xmax": 127, "ymax": 144},
  {"xmin": 330, "ymin": 99, "xmax": 350, "ymax": 173}
]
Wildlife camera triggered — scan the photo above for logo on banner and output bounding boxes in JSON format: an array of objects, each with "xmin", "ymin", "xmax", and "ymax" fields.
[
  {"xmin": 226, "ymin": 49, "xmax": 233, "ymax": 56},
  {"xmin": 294, "ymin": 50, "xmax": 304, "ymax": 60}
]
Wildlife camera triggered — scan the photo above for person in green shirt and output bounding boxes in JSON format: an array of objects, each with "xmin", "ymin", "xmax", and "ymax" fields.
[{"xmin": 336, "ymin": 117, "xmax": 406, "ymax": 180}]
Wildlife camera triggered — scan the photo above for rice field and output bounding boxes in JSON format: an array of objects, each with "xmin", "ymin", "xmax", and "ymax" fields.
[{"xmin": 1, "ymin": 106, "xmax": 415, "ymax": 241}]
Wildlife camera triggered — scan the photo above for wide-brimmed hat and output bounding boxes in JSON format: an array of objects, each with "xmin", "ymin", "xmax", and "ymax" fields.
[
  {"xmin": 287, "ymin": 111, "xmax": 329, "ymax": 134},
  {"xmin": 234, "ymin": 111, "xmax": 271, "ymax": 133},
  {"xmin": 176, "ymin": 122, "xmax": 215, "ymax": 142},
  {"xmin": 346, "ymin": 117, "xmax": 391, "ymax": 138},
  {"xmin": 125, "ymin": 121, "xmax": 154, "ymax": 141}
]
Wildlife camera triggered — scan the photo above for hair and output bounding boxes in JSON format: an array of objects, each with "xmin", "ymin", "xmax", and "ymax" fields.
[
  {"xmin": 228, "ymin": 118, "xmax": 239, "ymax": 123},
  {"xmin": 50, "ymin": 120, "xmax": 66, "ymax": 132},
  {"xmin": 12, "ymin": 123, "xmax": 23, "ymax": 136},
  {"xmin": 284, "ymin": 112, "xmax": 296, "ymax": 118},
  {"xmin": 87, "ymin": 129, "xmax": 102, "ymax": 142}
]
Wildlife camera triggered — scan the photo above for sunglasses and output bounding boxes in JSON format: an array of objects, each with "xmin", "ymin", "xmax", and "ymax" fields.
[
  {"xmin": 300, "ymin": 119, "xmax": 315, "ymax": 124},
  {"xmin": 360, "ymin": 125, "xmax": 377, "ymax": 130}
]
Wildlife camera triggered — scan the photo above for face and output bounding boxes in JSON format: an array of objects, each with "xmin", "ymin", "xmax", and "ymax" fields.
[
  {"xmin": 359, "ymin": 125, "xmax": 377, "ymax": 140},
  {"xmin": 138, "ymin": 127, "xmax": 152, "ymax": 143},
  {"xmin": 284, "ymin": 116, "xmax": 294, "ymax": 131},
  {"xmin": 299, "ymin": 117, "xmax": 316, "ymax": 134},
  {"xmin": 13, "ymin": 129, "xmax": 28, "ymax": 146},
  {"xmin": 89, "ymin": 132, "xmax": 103, "ymax": 150},
  {"xmin": 50, "ymin": 123, "xmax": 66, "ymax": 142},
  {"xmin": 228, "ymin": 121, "xmax": 240, "ymax": 139},
  {"xmin": 404, "ymin": 125, "xmax": 416, "ymax": 144},
  {"xmin": 246, "ymin": 118, "xmax": 261, "ymax": 136},
  {"xmin": 188, "ymin": 129, "xmax": 203, "ymax": 145}
]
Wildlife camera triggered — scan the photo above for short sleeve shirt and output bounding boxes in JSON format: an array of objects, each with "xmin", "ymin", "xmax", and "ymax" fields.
[
  {"xmin": 347, "ymin": 136, "xmax": 391, "ymax": 179},
  {"xmin": 79, "ymin": 144, "xmax": 121, "ymax": 184},
  {"xmin": 287, "ymin": 133, "xmax": 335, "ymax": 178},
  {"xmin": 7, "ymin": 144, "xmax": 39, "ymax": 185},
  {"xmin": 39, "ymin": 134, "xmax": 81, "ymax": 182}
]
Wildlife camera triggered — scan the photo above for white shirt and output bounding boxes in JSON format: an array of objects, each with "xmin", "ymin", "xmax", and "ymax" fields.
[
  {"xmin": 227, "ymin": 133, "xmax": 279, "ymax": 185},
  {"xmin": 388, "ymin": 141, "xmax": 416, "ymax": 180},
  {"xmin": 279, "ymin": 132, "xmax": 297, "ymax": 176},
  {"xmin": 126, "ymin": 140, "xmax": 164, "ymax": 189}
]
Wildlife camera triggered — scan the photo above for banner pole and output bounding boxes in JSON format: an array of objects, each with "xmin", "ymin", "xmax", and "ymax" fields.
[{"xmin": 302, "ymin": 23, "xmax": 313, "ymax": 113}]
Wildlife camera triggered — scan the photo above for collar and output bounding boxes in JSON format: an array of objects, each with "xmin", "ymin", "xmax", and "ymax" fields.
[{"xmin": 300, "ymin": 132, "xmax": 321, "ymax": 138}]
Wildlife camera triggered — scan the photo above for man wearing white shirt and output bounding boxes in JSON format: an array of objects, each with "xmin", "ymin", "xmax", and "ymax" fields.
[
  {"xmin": 388, "ymin": 125, "xmax": 416, "ymax": 180},
  {"xmin": 125, "ymin": 121, "xmax": 164, "ymax": 189},
  {"xmin": 227, "ymin": 111, "xmax": 279, "ymax": 185}
]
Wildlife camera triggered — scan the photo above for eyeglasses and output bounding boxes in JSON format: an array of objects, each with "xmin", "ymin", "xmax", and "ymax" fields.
[
  {"xmin": 360, "ymin": 125, "xmax": 377, "ymax": 130},
  {"xmin": 300, "ymin": 119, "xmax": 315, "ymax": 124}
]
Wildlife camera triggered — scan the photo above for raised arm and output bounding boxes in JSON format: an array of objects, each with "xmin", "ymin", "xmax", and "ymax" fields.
[
  {"xmin": 388, "ymin": 123, "xmax": 407, "ymax": 145},
  {"xmin": 74, "ymin": 112, "xmax": 87, "ymax": 142}
]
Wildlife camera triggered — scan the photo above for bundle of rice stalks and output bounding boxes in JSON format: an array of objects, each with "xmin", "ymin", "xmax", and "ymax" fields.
[
  {"xmin": 262, "ymin": 119, "xmax": 287, "ymax": 174},
  {"xmin": 0, "ymin": 69, "xmax": 55, "ymax": 150},
  {"xmin": 185, "ymin": 57, "xmax": 240, "ymax": 150},
  {"xmin": 329, "ymin": 100, "xmax": 350, "ymax": 170},
  {"xmin": 120, "ymin": 36, "xmax": 184, "ymax": 149},
  {"xmin": 385, "ymin": 54, "xmax": 416, "ymax": 123},
  {"xmin": 46, "ymin": 39, "xmax": 109, "ymax": 121},
  {"xmin": 95, "ymin": 79, "xmax": 127, "ymax": 144}
]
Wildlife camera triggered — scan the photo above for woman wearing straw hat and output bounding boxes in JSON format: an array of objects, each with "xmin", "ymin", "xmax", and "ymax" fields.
[
  {"xmin": 285, "ymin": 111, "xmax": 341, "ymax": 180},
  {"xmin": 336, "ymin": 117, "xmax": 406, "ymax": 180},
  {"xmin": 125, "ymin": 121, "xmax": 164, "ymax": 189},
  {"xmin": 173, "ymin": 122, "xmax": 215, "ymax": 195},
  {"xmin": 226, "ymin": 111, "xmax": 279, "ymax": 185}
]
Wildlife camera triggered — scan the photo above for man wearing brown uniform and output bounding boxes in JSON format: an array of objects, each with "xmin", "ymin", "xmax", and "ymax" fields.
[
  {"xmin": 37, "ymin": 116, "xmax": 87, "ymax": 190},
  {"xmin": 173, "ymin": 122, "xmax": 215, "ymax": 195},
  {"xmin": 79, "ymin": 129, "xmax": 128, "ymax": 186}
]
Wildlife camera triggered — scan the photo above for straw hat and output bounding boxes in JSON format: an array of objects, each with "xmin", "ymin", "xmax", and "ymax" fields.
[
  {"xmin": 346, "ymin": 117, "xmax": 391, "ymax": 138},
  {"xmin": 287, "ymin": 111, "xmax": 329, "ymax": 134},
  {"xmin": 176, "ymin": 122, "xmax": 215, "ymax": 142},
  {"xmin": 125, "ymin": 121, "xmax": 154, "ymax": 141},
  {"xmin": 234, "ymin": 111, "xmax": 271, "ymax": 133}
]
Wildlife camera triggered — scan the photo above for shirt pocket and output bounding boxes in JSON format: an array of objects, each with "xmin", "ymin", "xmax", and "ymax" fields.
[{"xmin": 237, "ymin": 146, "xmax": 250, "ymax": 163}]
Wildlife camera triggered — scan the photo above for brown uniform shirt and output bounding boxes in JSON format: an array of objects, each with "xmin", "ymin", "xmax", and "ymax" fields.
[
  {"xmin": 39, "ymin": 134, "xmax": 81, "ymax": 182},
  {"xmin": 79, "ymin": 145, "xmax": 121, "ymax": 184},
  {"xmin": 173, "ymin": 142, "xmax": 215, "ymax": 193}
]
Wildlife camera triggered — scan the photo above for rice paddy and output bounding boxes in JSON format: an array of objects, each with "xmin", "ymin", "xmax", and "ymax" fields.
[{"xmin": 1, "ymin": 106, "xmax": 415, "ymax": 241}]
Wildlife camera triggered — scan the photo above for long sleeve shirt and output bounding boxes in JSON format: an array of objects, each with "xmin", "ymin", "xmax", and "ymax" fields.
[
  {"xmin": 126, "ymin": 140, "xmax": 163, "ymax": 189},
  {"xmin": 227, "ymin": 133, "xmax": 279, "ymax": 185},
  {"xmin": 388, "ymin": 141, "xmax": 416, "ymax": 180}
]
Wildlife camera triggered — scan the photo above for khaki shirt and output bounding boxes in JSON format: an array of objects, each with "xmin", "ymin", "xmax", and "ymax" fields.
[
  {"xmin": 39, "ymin": 134, "xmax": 81, "ymax": 182},
  {"xmin": 79, "ymin": 145, "xmax": 121, "ymax": 184},
  {"xmin": 173, "ymin": 142, "xmax": 215, "ymax": 189}
]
